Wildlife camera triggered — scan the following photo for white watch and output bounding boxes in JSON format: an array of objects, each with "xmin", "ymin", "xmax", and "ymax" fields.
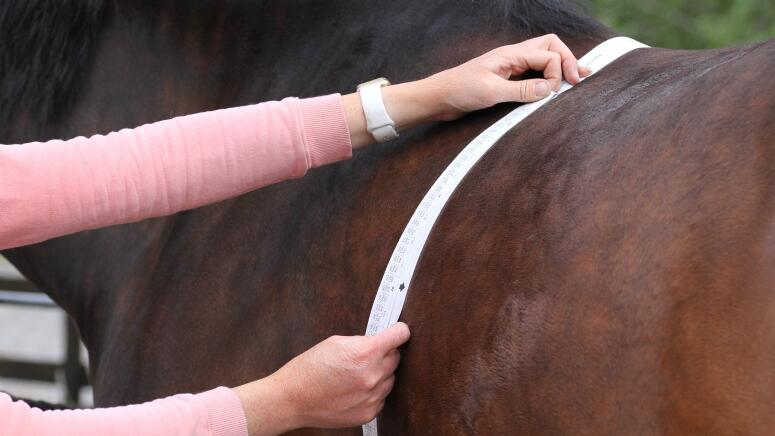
[{"xmin": 357, "ymin": 78, "xmax": 399, "ymax": 143}]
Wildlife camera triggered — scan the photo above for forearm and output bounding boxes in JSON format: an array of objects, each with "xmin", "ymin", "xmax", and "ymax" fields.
[
  {"xmin": 0, "ymin": 388, "xmax": 247, "ymax": 436},
  {"xmin": 0, "ymin": 34, "xmax": 585, "ymax": 250},
  {"xmin": 0, "ymin": 95, "xmax": 351, "ymax": 250},
  {"xmin": 342, "ymin": 78, "xmax": 444, "ymax": 150}
]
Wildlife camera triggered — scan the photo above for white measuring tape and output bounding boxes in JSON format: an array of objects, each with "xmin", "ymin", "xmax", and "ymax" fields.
[{"xmin": 362, "ymin": 37, "xmax": 648, "ymax": 436}]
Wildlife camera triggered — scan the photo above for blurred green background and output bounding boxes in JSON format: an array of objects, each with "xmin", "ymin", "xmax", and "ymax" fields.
[{"xmin": 585, "ymin": 0, "xmax": 774, "ymax": 49}]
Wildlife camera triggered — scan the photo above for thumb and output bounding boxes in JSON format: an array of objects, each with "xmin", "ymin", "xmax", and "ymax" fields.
[
  {"xmin": 369, "ymin": 322, "xmax": 411, "ymax": 353},
  {"xmin": 503, "ymin": 78, "xmax": 553, "ymax": 103}
]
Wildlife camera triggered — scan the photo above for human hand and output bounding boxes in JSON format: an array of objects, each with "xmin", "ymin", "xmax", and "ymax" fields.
[
  {"xmin": 344, "ymin": 34, "xmax": 588, "ymax": 148},
  {"xmin": 234, "ymin": 322, "xmax": 411, "ymax": 435},
  {"xmin": 415, "ymin": 33, "xmax": 591, "ymax": 121}
]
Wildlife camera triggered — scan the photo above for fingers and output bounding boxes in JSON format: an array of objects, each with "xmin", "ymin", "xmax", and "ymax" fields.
[
  {"xmin": 370, "ymin": 322, "xmax": 411, "ymax": 354},
  {"xmin": 372, "ymin": 375, "xmax": 396, "ymax": 402},
  {"xmin": 364, "ymin": 375, "xmax": 395, "ymax": 420},
  {"xmin": 380, "ymin": 349, "xmax": 401, "ymax": 376},
  {"xmin": 359, "ymin": 355, "xmax": 399, "ymax": 424},
  {"xmin": 512, "ymin": 33, "xmax": 589, "ymax": 84},
  {"xmin": 544, "ymin": 34, "xmax": 591, "ymax": 81},
  {"xmin": 516, "ymin": 49, "xmax": 563, "ymax": 90},
  {"xmin": 428, "ymin": 33, "xmax": 589, "ymax": 117},
  {"xmin": 539, "ymin": 34, "xmax": 582, "ymax": 84},
  {"xmin": 498, "ymin": 78, "xmax": 553, "ymax": 103}
]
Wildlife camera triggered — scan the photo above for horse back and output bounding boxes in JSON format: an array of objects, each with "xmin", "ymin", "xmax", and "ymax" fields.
[{"xmin": 392, "ymin": 41, "xmax": 775, "ymax": 435}]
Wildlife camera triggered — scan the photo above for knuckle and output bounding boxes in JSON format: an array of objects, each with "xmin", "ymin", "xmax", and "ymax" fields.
[
  {"xmin": 343, "ymin": 342, "xmax": 371, "ymax": 366},
  {"xmin": 488, "ymin": 46, "xmax": 504, "ymax": 56},
  {"xmin": 357, "ymin": 372, "xmax": 371, "ymax": 389},
  {"xmin": 518, "ymin": 81, "xmax": 532, "ymax": 99},
  {"xmin": 323, "ymin": 335, "xmax": 345, "ymax": 350},
  {"xmin": 373, "ymin": 402, "xmax": 386, "ymax": 417},
  {"xmin": 381, "ymin": 376, "xmax": 396, "ymax": 394},
  {"xmin": 357, "ymin": 372, "xmax": 378, "ymax": 390},
  {"xmin": 491, "ymin": 45, "xmax": 507, "ymax": 56},
  {"xmin": 360, "ymin": 407, "xmax": 379, "ymax": 424},
  {"xmin": 328, "ymin": 335, "xmax": 353, "ymax": 350},
  {"xmin": 346, "ymin": 349, "xmax": 369, "ymax": 366},
  {"xmin": 484, "ymin": 47, "xmax": 507, "ymax": 63},
  {"xmin": 359, "ymin": 338, "xmax": 378, "ymax": 356},
  {"xmin": 366, "ymin": 372, "xmax": 381, "ymax": 389}
]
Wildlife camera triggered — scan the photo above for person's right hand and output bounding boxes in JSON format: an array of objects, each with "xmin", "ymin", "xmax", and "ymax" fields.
[{"xmin": 234, "ymin": 322, "xmax": 411, "ymax": 436}]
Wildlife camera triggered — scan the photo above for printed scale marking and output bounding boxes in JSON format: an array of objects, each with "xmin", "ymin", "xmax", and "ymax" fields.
[{"xmin": 362, "ymin": 37, "xmax": 648, "ymax": 436}]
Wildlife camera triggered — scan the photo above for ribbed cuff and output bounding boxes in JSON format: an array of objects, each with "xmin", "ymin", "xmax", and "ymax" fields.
[
  {"xmin": 199, "ymin": 387, "xmax": 249, "ymax": 436},
  {"xmin": 298, "ymin": 94, "xmax": 353, "ymax": 168}
]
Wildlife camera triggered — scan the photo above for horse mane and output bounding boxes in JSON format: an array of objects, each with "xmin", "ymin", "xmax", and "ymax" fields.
[
  {"xmin": 498, "ymin": 0, "xmax": 612, "ymax": 40},
  {"xmin": 0, "ymin": 0, "xmax": 608, "ymax": 136},
  {"xmin": 0, "ymin": 0, "xmax": 107, "ymax": 133}
]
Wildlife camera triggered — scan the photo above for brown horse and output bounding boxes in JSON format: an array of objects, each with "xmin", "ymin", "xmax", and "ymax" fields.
[{"xmin": 2, "ymin": 0, "xmax": 774, "ymax": 434}]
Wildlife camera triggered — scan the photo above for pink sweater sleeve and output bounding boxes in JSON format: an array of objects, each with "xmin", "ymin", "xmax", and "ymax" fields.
[
  {"xmin": 0, "ymin": 94, "xmax": 352, "ymax": 250},
  {"xmin": 0, "ymin": 387, "xmax": 247, "ymax": 436},
  {"xmin": 0, "ymin": 94, "xmax": 352, "ymax": 433}
]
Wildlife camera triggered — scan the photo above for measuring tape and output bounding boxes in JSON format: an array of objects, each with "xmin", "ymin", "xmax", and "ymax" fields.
[{"xmin": 362, "ymin": 36, "xmax": 648, "ymax": 436}]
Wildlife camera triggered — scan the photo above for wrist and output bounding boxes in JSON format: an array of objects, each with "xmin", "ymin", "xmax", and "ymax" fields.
[
  {"xmin": 234, "ymin": 376, "xmax": 300, "ymax": 436},
  {"xmin": 341, "ymin": 77, "xmax": 447, "ymax": 150},
  {"xmin": 381, "ymin": 79, "xmax": 445, "ymax": 129}
]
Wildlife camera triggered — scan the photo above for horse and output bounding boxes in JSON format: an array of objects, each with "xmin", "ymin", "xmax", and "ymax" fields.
[{"xmin": 2, "ymin": 0, "xmax": 774, "ymax": 434}]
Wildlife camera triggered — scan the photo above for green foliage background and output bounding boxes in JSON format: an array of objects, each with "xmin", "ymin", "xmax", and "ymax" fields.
[{"xmin": 584, "ymin": 0, "xmax": 774, "ymax": 49}]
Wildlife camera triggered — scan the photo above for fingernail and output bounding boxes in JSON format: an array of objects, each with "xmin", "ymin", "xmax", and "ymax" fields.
[{"xmin": 535, "ymin": 81, "xmax": 549, "ymax": 97}]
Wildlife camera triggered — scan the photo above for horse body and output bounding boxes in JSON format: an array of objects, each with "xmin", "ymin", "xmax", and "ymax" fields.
[
  {"xmin": 2, "ymin": 1, "xmax": 774, "ymax": 434},
  {"xmin": 395, "ymin": 44, "xmax": 775, "ymax": 435}
]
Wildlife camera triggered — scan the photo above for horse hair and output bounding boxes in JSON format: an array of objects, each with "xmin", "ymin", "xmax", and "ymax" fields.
[
  {"xmin": 0, "ymin": 0, "xmax": 606, "ymax": 136},
  {"xmin": 0, "ymin": 0, "xmax": 107, "ymax": 132},
  {"xmin": 497, "ymin": 0, "xmax": 611, "ymax": 39}
]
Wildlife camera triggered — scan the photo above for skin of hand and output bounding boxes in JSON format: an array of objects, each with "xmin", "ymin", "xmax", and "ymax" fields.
[
  {"xmin": 342, "ymin": 33, "xmax": 591, "ymax": 149},
  {"xmin": 233, "ymin": 322, "xmax": 411, "ymax": 436}
]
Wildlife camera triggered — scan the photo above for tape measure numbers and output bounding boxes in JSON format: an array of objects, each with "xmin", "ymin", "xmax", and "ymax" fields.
[{"xmin": 362, "ymin": 37, "xmax": 649, "ymax": 436}]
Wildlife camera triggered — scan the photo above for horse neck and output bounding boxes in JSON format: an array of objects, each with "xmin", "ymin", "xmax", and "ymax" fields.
[{"xmin": 2, "ymin": 0, "xmax": 612, "ymax": 339}]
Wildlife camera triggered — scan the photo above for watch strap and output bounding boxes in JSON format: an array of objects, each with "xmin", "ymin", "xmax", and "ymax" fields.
[{"xmin": 357, "ymin": 78, "xmax": 399, "ymax": 143}]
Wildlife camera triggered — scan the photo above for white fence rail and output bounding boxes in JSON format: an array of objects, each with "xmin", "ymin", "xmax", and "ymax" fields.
[{"xmin": 0, "ymin": 257, "xmax": 89, "ymax": 406}]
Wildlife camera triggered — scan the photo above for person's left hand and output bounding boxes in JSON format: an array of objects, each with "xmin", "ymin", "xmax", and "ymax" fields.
[{"xmin": 233, "ymin": 322, "xmax": 411, "ymax": 435}]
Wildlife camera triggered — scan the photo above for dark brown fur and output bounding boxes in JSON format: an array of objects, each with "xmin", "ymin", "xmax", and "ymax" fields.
[{"xmin": 2, "ymin": 1, "xmax": 774, "ymax": 434}]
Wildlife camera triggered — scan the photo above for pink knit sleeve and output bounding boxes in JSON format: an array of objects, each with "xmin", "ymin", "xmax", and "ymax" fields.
[
  {"xmin": 0, "ymin": 387, "xmax": 247, "ymax": 436},
  {"xmin": 0, "ymin": 94, "xmax": 352, "ymax": 250}
]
